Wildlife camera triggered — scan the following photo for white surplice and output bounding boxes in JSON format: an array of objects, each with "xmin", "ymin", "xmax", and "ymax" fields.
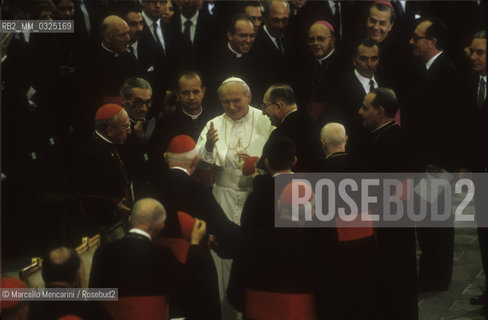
[{"xmin": 196, "ymin": 106, "xmax": 273, "ymax": 320}]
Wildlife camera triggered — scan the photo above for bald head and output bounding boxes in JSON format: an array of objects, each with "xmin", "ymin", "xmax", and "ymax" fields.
[
  {"xmin": 130, "ymin": 198, "xmax": 167, "ymax": 236},
  {"xmin": 320, "ymin": 122, "xmax": 347, "ymax": 155},
  {"xmin": 100, "ymin": 15, "xmax": 131, "ymax": 53},
  {"xmin": 42, "ymin": 247, "xmax": 81, "ymax": 287},
  {"xmin": 308, "ymin": 22, "xmax": 335, "ymax": 59}
]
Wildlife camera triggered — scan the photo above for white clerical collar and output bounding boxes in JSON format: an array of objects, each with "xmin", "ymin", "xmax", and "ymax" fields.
[
  {"xmin": 281, "ymin": 109, "xmax": 297, "ymax": 123},
  {"xmin": 372, "ymin": 120, "xmax": 396, "ymax": 133},
  {"xmin": 426, "ymin": 51, "xmax": 443, "ymax": 70},
  {"xmin": 318, "ymin": 48, "xmax": 335, "ymax": 64},
  {"xmin": 182, "ymin": 107, "xmax": 202, "ymax": 120},
  {"xmin": 263, "ymin": 24, "xmax": 280, "ymax": 50},
  {"xmin": 273, "ymin": 171, "xmax": 293, "ymax": 177},
  {"xmin": 101, "ymin": 42, "xmax": 118, "ymax": 57},
  {"xmin": 227, "ymin": 42, "xmax": 243, "ymax": 58},
  {"xmin": 181, "ymin": 11, "xmax": 199, "ymax": 28},
  {"xmin": 129, "ymin": 228, "xmax": 152, "ymax": 240},
  {"xmin": 170, "ymin": 166, "xmax": 190, "ymax": 175},
  {"xmin": 354, "ymin": 69, "xmax": 377, "ymax": 92},
  {"xmin": 95, "ymin": 130, "xmax": 113, "ymax": 144}
]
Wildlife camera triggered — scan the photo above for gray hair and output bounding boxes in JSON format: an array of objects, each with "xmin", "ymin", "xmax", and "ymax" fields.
[
  {"xmin": 473, "ymin": 30, "xmax": 487, "ymax": 40},
  {"xmin": 131, "ymin": 198, "xmax": 167, "ymax": 227},
  {"xmin": 217, "ymin": 76, "xmax": 251, "ymax": 98},
  {"xmin": 120, "ymin": 77, "xmax": 152, "ymax": 98},
  {"xmin": 94, "ymin": 108, "xmax": 127, "ymax": 131},
  {"xmin": 320, "ymin": 122, "xmax": 346, "ymax": 148}
]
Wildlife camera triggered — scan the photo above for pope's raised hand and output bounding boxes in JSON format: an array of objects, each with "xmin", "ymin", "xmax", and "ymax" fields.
[{"xmin": 205, "ymin": 122, "xmax": 219, "ymax": 152}]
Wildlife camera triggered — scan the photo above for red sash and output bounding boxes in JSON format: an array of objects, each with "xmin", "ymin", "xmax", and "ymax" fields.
[
  {"xmin": 245, "ymin": 290, "xmax": 316, "ymax": 320},
  {"xmin": 335, "ymin": 211, "xmax": 374, "ymax": 242},
  {"xmin": 102, "ymin": 295, "xmax": 168, "ymax": 320}
]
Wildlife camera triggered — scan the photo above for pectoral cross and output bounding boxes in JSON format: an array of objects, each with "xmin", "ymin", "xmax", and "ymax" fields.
[{"xmin": 236, "ymin": 139, "xmax": 243, "ymax": 162}]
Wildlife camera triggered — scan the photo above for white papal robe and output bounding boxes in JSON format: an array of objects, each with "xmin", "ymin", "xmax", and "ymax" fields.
[{"xmin": 196, "ymin": 106, "xmax": 273, "ymax": 319}]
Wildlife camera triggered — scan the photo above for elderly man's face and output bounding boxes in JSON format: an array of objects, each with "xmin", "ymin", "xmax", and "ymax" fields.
[
  {"xmin": 56, "ymin": 0, "xmax": 75, "ymax": 20},
  {"xmin": 123, "ymin": 88, "xmax": 152, "ymax": 121},
  {"xmin": 228, "ymin": 20, "xmax": 256, "ymax": 54},
  {"xmin": 469, "ymin": 38, "xmax": 487, "ymax": 75},
  {"xmin": 106, "ymin": 20, "xmax": 131, "ymax": 53},
  {"xmin": 126, "ymin": 12, "xmax": 143, "ymax": 42},
  {"xmin": 307, "ymin": 23, "xmax": 334, "ymax": 59},
  {"xmin": 245, "ymin": 6, "xmax": 263, "ymax": 33},
  {"xmin": 219, "ymin": 83, "xmax": 251, "ymax": 121},
  {"xmin": 262, "ymin": 90, "xmax": 282, "ymax": 127},
  {"xmin": 354, "ymin": 44, "xmax": 379, "ymax": 78},
  {"xmin": 143, "ymin": 1, "xmax": 163, "ymax": 20},
  {"xmin": 109, "ymin": 111, "xmax": 131, "ymax": 145},
  {"xmin": 264, "ymin": 1, "xmax": 289, "ymax": 38},
  {"xmin": 409, "ymin": 20, "xmax": 433, "ymax": 59},
  {"xmin": 366, "ymin": 6, "xmax": 393, "ymax": 43},
  {"xmin": 359, "ymin": 92, "xmax": 380, "ymax": 130},
  {"xmin": 177, "ymin": 76, "xmax": 205, "ymax": 114}
]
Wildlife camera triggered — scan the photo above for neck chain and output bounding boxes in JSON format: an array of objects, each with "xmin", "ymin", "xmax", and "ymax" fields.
[{"xmin": 224, "ymin": 109, "xmax": 254, "ymax": 150}]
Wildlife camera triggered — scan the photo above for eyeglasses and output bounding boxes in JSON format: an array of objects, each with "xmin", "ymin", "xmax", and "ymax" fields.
[
  {"xmin": 119, "ymin": 123, "xmax": 131, "ymax": 131},
  {"xmin": 411, "ymin": 34, "xmax": 428, "ymax": 42},
  {"xmin": 261, "ymin": 101, "xmax": 277, "ymax": 114},
  {"xmin": 131, "ymin": 97, "xmax": 152, "ymax": 107}
]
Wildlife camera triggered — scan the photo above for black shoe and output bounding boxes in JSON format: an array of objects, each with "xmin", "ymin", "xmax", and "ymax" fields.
[{"xmin": 471, "ymin": 294, "xmax": 487, "ymax": 305}]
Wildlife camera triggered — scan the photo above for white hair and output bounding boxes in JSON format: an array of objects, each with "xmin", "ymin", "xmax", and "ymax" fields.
[
  {"xmin": 166, "ymin": 148, "xmax": 198, "ymax": 163},
  {"xmin": 131, "ymin": 198, "xmax": 167, "ymax": 227},
  {"xmin": 320, "ymin": 122, "xmax": 346, "ymax": 148},
  {"xmin": 217, "ymin": 77, "xmax": 251, "ymax": 97}
]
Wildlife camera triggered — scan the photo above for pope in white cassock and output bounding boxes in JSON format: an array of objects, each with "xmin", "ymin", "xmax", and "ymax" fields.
[{"xmin": 196, "ymin": 77, "xmax": 273, "ymax": 319}]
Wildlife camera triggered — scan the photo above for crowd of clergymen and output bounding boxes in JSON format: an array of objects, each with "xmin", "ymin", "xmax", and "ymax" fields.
[{"xmin": 1, "ymin": 0, "xmax": 487, "ymax": 319}]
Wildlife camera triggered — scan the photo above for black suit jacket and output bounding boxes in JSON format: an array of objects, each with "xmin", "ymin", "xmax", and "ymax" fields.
[
  {"xmin": 228, "ymin": 174, "xmax": 318, "ymax": 310},
  {"xmin": 335, "ymin": 68, "xmax": 374, "ymax": 156},
  {"xmin": 404, "ymin": 53, "xmax": 465, "ymax": 170},
  {"xmin": 78, "ymin": 132, "xmax": 131, "ymax": 233},
  {"xmin": 464, "ymin": 72, "xmax": 488, "ymax": 171},
  {"xmin": 144, "ymin": 168, "xmax": 240, "ymax": 256},
  {"xmin": 90, "ymin": 232, "xmax": 200, "ymax": 296},
  {"xmin": 246, "ymin": 26, "xmax": 293, "ymax": 102},
  {"xmin": 258, "ymin": 111, "xmax": 324, "ymax": 172},
  {"xmin": 169, "ymin": 10, "xmax": 216, "ymax": 73}
]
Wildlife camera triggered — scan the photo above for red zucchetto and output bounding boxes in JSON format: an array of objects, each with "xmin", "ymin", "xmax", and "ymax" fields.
[
  {"xmin": 167, "ymin": 135, "xmax": 196, "ymax": 154},
  {"xmin": 95, "ymin": 104, "xmax": 123, "ymax": 121}
]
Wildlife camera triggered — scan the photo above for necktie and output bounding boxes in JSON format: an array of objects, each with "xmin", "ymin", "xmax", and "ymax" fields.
[
  {"xmin": 129, "ymin": 45, "xmax": 135, "ymax": 58},
  {"xmin": 369, "ymin": 79, "xmax": 375, "ymax": 93},
  {"xmin": 184, "ymin": 20, "xmax": 192, "ymax": 44},
  {"xmin": 80, "ymin": 0, "xmax": 91, "ymax": 34},
  {"xmin": 478, "ymin": 78, "xmax": 486, "ymax": 109},
  {"xmin": 393, "ymin": 1, "xmax": 404, "ymax": 16},
  {"xmin": 153, "ymin": 22, "xmax": 164, "ymax": 54},
  {"xmin": 333, "ymin": 1, "xmax": 342, "ymax": 39},
  {"xmin": 277, "ymin": 36, "xmax": 284, "ymax": 53}
]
